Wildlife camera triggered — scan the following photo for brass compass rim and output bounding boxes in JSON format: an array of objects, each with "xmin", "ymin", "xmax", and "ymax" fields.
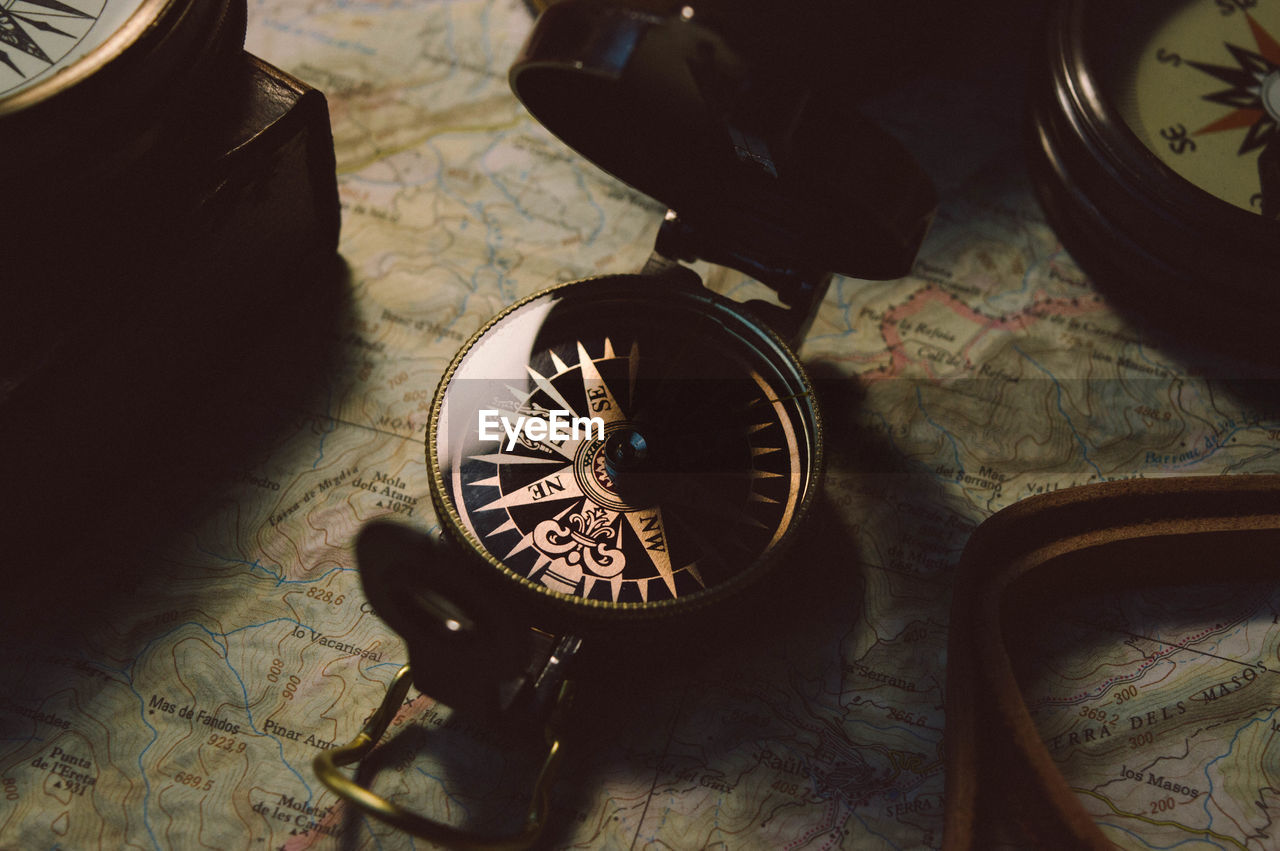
[{"xmin": 425, "ymin": 273, "xmax": 824, "ymax": 625}]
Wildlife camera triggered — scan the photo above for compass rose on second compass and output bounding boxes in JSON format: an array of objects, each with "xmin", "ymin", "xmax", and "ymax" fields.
[
  {"xmin": 1126, "ymin": 3, "xmax": 1280, "ymax": 214},
  {"xmin": 0, "ymin": 0, "xmax": 139, "ymax": 98}
]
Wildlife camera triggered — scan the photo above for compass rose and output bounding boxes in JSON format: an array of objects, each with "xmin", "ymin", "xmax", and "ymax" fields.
[
  {"xmin": 1184, "ymin": 12, "xmax": 1280, "ymax": 216},
  {"xmin": 453, "ymin": 334, "xmax": 799, "ymax": 604},
  {"xmin": 1189, "ymin": 14, "xmax": 1280, "ymax": 153},
  {"xmin": 432, "ymin": 279, "xmax": 818, "ymax": 613},
  {"xmin": 0, "ymin": 0, "xmax": 112, "ymax": 97}
]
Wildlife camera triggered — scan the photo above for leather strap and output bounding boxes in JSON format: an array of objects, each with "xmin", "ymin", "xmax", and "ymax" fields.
[{"xmin": 944, "ymin": 475, "xmax": 1280, "ymax": 848}]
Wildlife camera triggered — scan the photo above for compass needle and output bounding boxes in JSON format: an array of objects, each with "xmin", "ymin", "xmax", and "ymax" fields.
[
  {"xmin": 486, "ymin": 517, "xmax": 519, "ymax": 537},
  {"xmin": 467, "ymin": 452, "xmax": 563, "ymax": 466},
  {"xmin": 503, "ymin": 533, "xmax": 537, "ymax": 560},
  {"xmin": 504, "ymin": 384, "xmax": 533, "ymax": 406},
  {"xmin": 0, "ymin": 0, "xmax": 146, "ymax": 97},
  {"xmin": 16, "ymin": 0, "xmax": 94, "ymax": 17},
  {"xmin": 0, "ymin": 49, "xmax": 22, "ymax": 77}
]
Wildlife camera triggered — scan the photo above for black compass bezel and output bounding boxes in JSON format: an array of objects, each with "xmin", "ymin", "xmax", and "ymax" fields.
[{"xmin": 426, "ymin": 274, "xmax": 824, "ymax": 634}]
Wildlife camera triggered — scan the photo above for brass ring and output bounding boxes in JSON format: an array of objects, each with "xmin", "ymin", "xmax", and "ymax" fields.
[{"xmin": 314, "ymin": 664, "xmax": 573, "ymax": 850}]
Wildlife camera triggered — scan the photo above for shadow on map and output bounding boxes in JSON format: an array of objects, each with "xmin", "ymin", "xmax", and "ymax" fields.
[
  {"xmin": 302, "ymin": 361, "xmax": 954, "ymax": 847},
  {"xmin": 0, "ymin": 254, "xmax": 353, "ymax": 672},
  {"xmin": 525, "ymin": 366, "xmax": 955, "ymax": 848}
]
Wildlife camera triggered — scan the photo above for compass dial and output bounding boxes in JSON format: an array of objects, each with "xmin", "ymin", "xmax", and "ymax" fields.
[
  {"xmin": 0, "ymin": 0, "xmax": 144, "ymax": 99},
  {"xmin": 1029, "ymin": 0, "xmax": 1280, "ymax": 356},
  {"xmin": 1118, "ymin": 0, "xmax": 1280, "ymax": 214},
  {"xmin": 430, "ymin": 275, "xmax": 820, "ymax": 618}
]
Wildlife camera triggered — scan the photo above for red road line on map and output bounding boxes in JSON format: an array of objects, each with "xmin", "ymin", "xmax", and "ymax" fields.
[
  {"xmin": 858, "ymin": 287, "xmax": 1102, "ymax": 383},
  {"xmin": 1025, "ymin": 623, "xmax": 1225, "ymax": 710}
]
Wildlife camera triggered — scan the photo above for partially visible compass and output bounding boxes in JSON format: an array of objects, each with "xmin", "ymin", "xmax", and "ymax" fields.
[
  {"xmin": 0, "ymin": 0, "xmax": 240, "ymax": 123},
  {"xmin": 1, "ymin": 0, "xmax": 337, "ymax": 513},
  {"xmin": 0, "ymin": 0, "xmax": 138, "ymax": 98},
  {"xmin": 1029, "ymin": 0, "xmax": 1280, "ymax": 357},
  {"xmin": 433, "ymin": 273, "xmax": 818, "ymax": 620},
  {"xmin": 1119, "ymin": 2, "xmax": 1280, "ymax": 216}
]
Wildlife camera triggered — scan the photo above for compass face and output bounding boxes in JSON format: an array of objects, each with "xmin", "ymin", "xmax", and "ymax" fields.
[
  {"xmin": 430, "ymin": 276, "xmax": 820, "ymax": 614},
  {"xmin": 0, "ymin": 0, "xmax": 146, "ymax": 99},
  {"xmin": 1119, "ymin": 0, "xmax": 1280, "ymax": 214}
]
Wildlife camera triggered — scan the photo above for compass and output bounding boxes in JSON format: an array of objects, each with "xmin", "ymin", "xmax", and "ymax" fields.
[
  {"xmin": 1, "ymin": 0, "xmax": 160, "ymax": 99},
  {"xmin": 319, "ymin": 1, "xmax": 935, "ymax": 844},
  {"xmin": 0, "ymin": 0, "xmax": 338, "ymax": 414},
  {"xmin": 1030, "ymin": 0, "xmax": 1280, "ymax": 354},
  {"xmin": 433, "ymin": 272, "xmax": 818, "ymax": 619},
  {"xmin": 0, "ymin": 0, "xmax": 244, "ymax": 164},
  {"xmin": 354, "ymin": 0, "xmax": 933, "ymax": 636}
]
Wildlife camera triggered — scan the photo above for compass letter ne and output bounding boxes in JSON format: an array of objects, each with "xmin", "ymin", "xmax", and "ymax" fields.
[{"xmin": 527, "ymin": 475, "xmax": 567, "ymax": 501}]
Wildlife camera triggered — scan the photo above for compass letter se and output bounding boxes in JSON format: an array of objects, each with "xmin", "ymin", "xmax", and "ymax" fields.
[{"xmin": 477, "ymin": 409, "xmax": 604, "ymax": 450}]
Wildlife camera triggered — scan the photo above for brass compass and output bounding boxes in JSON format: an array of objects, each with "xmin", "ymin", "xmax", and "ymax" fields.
[
  {"xmin": 433, "ymin": 272, "xmax": 817, "ymax": 615},
  {"xmin": 316, "ymin": 1, "xmax": 935, "ymax": 845}
]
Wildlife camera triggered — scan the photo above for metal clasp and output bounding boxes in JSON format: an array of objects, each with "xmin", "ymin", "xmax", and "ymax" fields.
[{"xmin": 314, "ymin": 661, "xmax": 575, "ymax": 850}]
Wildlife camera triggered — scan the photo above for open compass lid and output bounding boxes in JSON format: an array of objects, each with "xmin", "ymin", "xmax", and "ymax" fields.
[{"xmin": 509, "ymin": 0, "xmax": 936, "ymax": 281}]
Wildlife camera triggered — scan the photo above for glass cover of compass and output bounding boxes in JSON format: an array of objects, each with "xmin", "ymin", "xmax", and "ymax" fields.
[
  {"xmin": 429, "ymin": 275, "xmax": 821, "ymax": 617},
  {"xmin": 0, "ymin": 0, "xmax": 146, "ymax": 100}
]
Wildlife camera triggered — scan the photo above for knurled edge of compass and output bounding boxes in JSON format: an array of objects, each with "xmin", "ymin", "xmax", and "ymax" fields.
[{"xmin": 423, "ymin": 273, "xmax": 825, "ymax": 631}]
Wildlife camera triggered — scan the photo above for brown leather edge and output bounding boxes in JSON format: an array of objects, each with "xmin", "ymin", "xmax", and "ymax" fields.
[{"xmin": 944, "ymin": 474, "xmax": 1280, "ymax": 849}]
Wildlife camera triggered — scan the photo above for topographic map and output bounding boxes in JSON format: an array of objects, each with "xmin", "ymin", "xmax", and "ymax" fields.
[{"xmin": 5, "ymin": 0, "xmax": 1280, "ymax": 848}]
